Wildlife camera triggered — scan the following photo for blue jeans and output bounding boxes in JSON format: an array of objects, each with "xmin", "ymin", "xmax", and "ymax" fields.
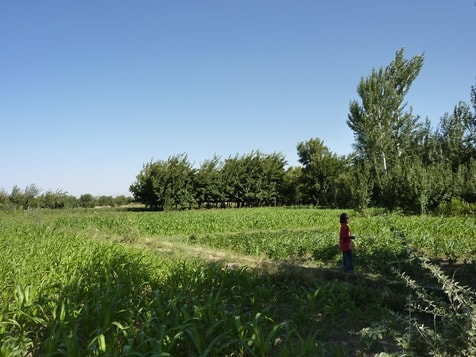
[{"xmin": 342, "ymin": 250, "xmax": 354, "ymax": 273}]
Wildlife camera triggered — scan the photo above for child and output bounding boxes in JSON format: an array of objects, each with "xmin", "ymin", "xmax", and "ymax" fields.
[{"xmin": 339, "ymin": 213, "xmax": 355, "ymax": 273}]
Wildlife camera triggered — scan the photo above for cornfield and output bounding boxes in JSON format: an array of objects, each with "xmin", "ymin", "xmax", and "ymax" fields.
[{"xmin": 1, "ymin": 207, "xmax": 475, "ymax": 356}]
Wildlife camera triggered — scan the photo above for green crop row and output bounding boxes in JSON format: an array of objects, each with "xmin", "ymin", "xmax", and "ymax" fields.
[
  {"xmin": 1, "ymin": 208, "xmax": 475, "ymax": 355},
  {"xmin": 8, "ymin": 208, "xmax": 476, "ymax": 268},
  {"xmin": 0, "ymin": 215, "xmax": 381, "ymax": 356}
]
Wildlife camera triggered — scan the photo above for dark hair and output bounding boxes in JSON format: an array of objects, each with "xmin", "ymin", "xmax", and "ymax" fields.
[{"xmin": 340, "ymin": 213, "xmax": 349, "ymax": 224}]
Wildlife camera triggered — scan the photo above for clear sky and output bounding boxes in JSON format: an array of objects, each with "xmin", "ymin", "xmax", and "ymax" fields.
[{"xmin": 1, "ymin": 1, "xmax": 475, "ymax": 197}]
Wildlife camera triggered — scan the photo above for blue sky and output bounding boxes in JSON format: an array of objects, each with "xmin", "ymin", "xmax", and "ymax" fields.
[{"xmin": 1, "ymin": 1, "xmax": 475, "ymax": 197}]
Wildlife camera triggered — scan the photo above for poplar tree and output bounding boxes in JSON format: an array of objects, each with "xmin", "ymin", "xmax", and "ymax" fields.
[
  {"xmin": 347, "ymin": 48, "xmax": 424, "ymax": 181},
  {"xmin": 438, "ymin": 101, "xmax": 474, "ymax": 171}
]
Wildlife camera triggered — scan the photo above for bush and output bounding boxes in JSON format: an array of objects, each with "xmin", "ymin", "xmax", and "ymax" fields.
[{"xmin": 435, "ymin": 197, "xmax": 475, "ymax": 216}]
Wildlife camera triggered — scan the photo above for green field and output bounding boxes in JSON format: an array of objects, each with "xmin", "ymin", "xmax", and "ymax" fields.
[{"xmin": 1, "ymin": 208, "xmax": 475, "ymax": 356}]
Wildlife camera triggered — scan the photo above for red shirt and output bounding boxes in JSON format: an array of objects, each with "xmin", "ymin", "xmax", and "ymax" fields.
[{"xmin": 339, "ymin": 223, "xmax": 354, "ymax": 251}]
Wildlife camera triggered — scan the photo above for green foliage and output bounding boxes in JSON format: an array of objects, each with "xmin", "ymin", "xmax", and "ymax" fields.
[
  {"xmin": 453, "ymin": 159, "xmax": 476, "ymax": 203},
  {"xmin": 221, "ymin": 151, "xmax": 286, "ymax": 208},
  {"xmin": 439, "ymin": 101, "xmax": 475, "ymax": 171},
  {"xmin": 345, "ymin": 54, "xmax": 476, "ymax": 214},
  {"xmin": 0, "ymin": 208, "xmax": 475, "ymax": 355},
  {"xmin": 280, "ymin": 166, "xmax": 303, "ymax": 206},
  {"xmin": 296, "ymin": 138, "xmax": 346, "ymax": 206},
  {"xmin": 393, "ymin": 256, "xmax": 476, "ymax": 356},
  {"xmin": 129, "ymin": 153, "xmax": 196, "ymax": 210},
  {"xmin": 347, "ymin": 159, "xmax": 373, "ymax": 212},
  {"xmin": 347, "ymin": 48, "xmax": 424, "ymax": 179},
  {"xmin": 435, "ymin": 197, "xmax": 476, "ymax": 216},
  {"xmin": 130, "ymin": 151, "xmax": 288, "ymax": 210},
  {"xmin": 123, "ymin": 55, "xmax": 475, "ymax": 213},
  {"xmin": 194, "ymin": 155, "xmax": 225, "ymax": 208},
  {"xmin": 0, "ymin": 186, "xmax": 132, "ymax": 211},
  {"xmin": 79, "ymin": 193, "xmax": 96, "ymax": 208},
  {"xmin": 0, "ymin": 213, "xmax": 328, "ymax": 355},
  {"xmin": 4, "ymin": 57, "xmax": 476, "ymax": 214}
]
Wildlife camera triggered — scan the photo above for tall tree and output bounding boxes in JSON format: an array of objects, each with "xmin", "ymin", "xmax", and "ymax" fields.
[
  {"xmin": 468, "ymin": 81, "xmax": 476, "ymax": 159},
  {"xmin": 346, "ymin": 157, "xmax": 373, "ymax": 212},
  {"xmin": 221, "ymin": 154, "xmax": 247, "ymax": 207},
  {"xmin": 281, "ymin": 166, "xmax": 302, "ymax": 206},
  {"xmin": 438, "ymin": 101, "xmax": 474, "ymax": 171},
  {"xmin": 194, "ymin": 155, "xmax": 224, "ymax": 208},
  {"xmin": 23, "ymin": 184, "xmax": 41, "ymax": 209},
  {"xmin": 130, "ymin": 160, "xmax": 166, "ymax": 209},
  {"xmin": 39, "ymin": 189, "xmax": 70, "ymax": 209},
  {"xmin": 0, "ymin": 189, "xmax": 9, "ymax": 208},
  {"xmin": 220, "ymin": 151, "xmax": 286, "ymax": 207},
  {"xmin": 256, "ymin": 152, "xmax": 287, "ymax": 206},
  {"xmin": 130, "ymin": 154, "xmax": 195, "ymax": 210},
  {"xmin": 163, "ymin": 154, "xmax": 196, "ymax": 210},
  {"xmin": 296, "ymin": 138, "xmax": 344, "ymax": 206},
  {"xmin": 79, "ymin": 193, "xmax": 96, "ymax": 208},
  {"xmin": 347, "ymin": 48, "xmax": 424, "ymax": 181}
]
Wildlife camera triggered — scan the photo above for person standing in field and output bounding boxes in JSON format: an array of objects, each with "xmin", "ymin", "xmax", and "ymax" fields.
[{"xmin": 339, "ymin": 213, "xmax": 355, "ymax": 273}]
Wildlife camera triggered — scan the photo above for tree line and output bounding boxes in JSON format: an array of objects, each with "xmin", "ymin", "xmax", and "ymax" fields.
[
  {"xmin": 130, "ymin": 49, "xmax": 476, "ymax": 214},
  {"xmin": 2, "ymin": 49, "xmax": 475, "ymax": 213},
  {"xmin": 0, "ymin": 186, "xmax": 133, "ymax": 210}
]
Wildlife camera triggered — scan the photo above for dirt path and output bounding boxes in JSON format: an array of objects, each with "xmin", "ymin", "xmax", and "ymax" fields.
[{"xmin": 123, "ymin": 235, "xmax": 358, "ymax": 286}]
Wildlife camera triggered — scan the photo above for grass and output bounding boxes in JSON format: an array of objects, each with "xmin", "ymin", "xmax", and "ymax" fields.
[{"xmin": 0, "ymin": 207, "xmax": 475, "ymax": 356}]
